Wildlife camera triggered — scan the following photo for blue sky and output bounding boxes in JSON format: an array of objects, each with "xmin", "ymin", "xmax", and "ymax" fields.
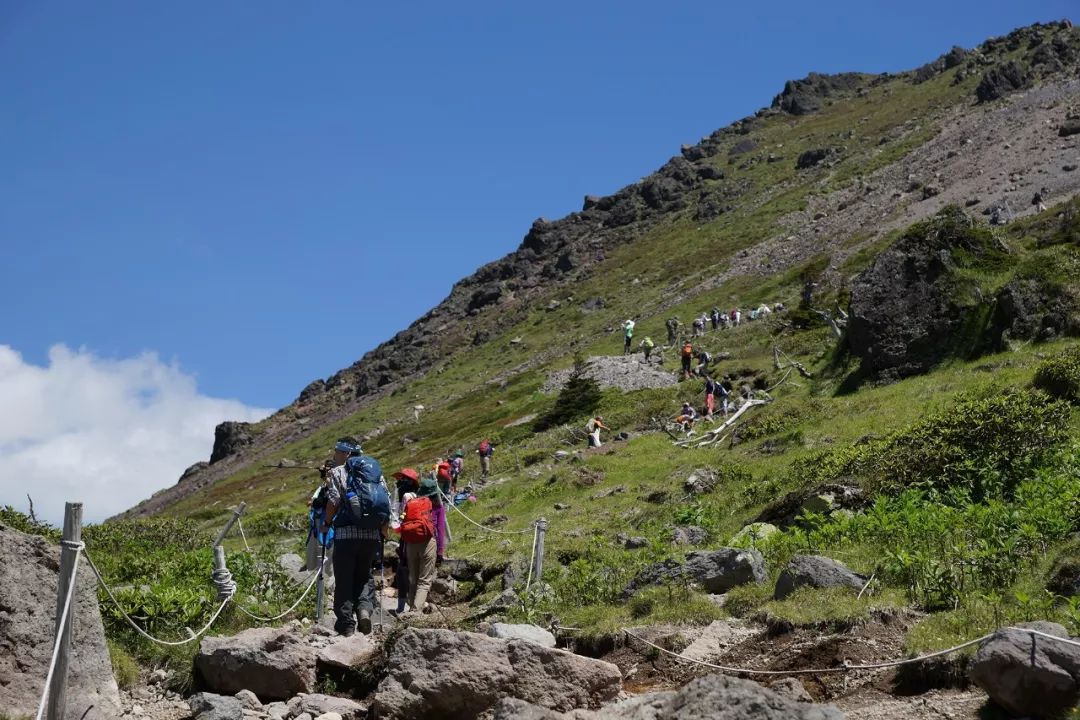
[{"xmin": 2, "ymin": 1, "xmax": 1072, "ymax": 409}]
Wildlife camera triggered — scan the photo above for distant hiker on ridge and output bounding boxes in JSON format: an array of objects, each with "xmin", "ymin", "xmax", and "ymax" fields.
[
  {"xmin": 639, "ymin": 335, "xmax": 655, "ymax": 363},
  {"xmin": 586, "ymin": 415, "xmax": 609, "ymax": 448},
  {"xmin": 477, "ymin": 438, "xmax": 494, "ymax": 479},
  {"xmin": 710, "ymin": 307, "xmax": 721, "ymax": 330},
  {"xmin": 692, "ymin": 314, "xmax": 706, "ymax": 337},
  {"xmin": 680, "ymin": 339, "xmax": 695, "ymax": 380},
  {"xmin": 666, "ymin": 317, "xmax": 681, "ymax": 345},
  {"xmin": 623, "ymin": 318, "xmax": 636, "ymax": 355}
]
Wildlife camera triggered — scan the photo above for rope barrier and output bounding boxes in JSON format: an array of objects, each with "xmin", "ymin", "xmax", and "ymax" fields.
[
  {"xmin": 440, "ymin": 489, "xmax": 533, "ymax": 535},
  {"xmin": 34, "ymin": 543, "xmax": 83, "ymax": 720},
  {"xmin": 623, "ymin": 626, "xmax": 1080, "ymax": 677},
  {"xmin": 83, "ymin": 549, "xmax": 230, "ymax": 647},
  {"xmin": 236, "ymin": 517, "xmax": 252, "ymax": 553},
  {"xmin": 235, "ymin": 567, "xmax": 322, "ymax": 622}
]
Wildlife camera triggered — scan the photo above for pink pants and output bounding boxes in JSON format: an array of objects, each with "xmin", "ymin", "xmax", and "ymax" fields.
[{"xmin": 431, "ymin": 504, "xmax": 448, "ymax": 557}]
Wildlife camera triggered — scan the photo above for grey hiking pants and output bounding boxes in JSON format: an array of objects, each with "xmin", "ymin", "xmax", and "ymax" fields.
[{"xmin": 332, "ymin": 538, "xmax": 380, "ymax": 632}]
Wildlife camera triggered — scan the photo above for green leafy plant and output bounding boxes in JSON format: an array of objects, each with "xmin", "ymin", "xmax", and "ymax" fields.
[{"xmin": 1032, "ymin": 345, "xmax": 1080, "ymax": 404}]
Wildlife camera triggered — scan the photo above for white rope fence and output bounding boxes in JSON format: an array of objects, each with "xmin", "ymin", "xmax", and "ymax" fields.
[
  {"xmin": 235, "ymin": 567, "xmax": 322, "ymax": 622},
  {"xmin": 440, "ymin": 488, "xmax": 533, "ymax": 535},
  {"xmin": 623, "ymin": 626, "xmax": 1080, "ymax": 677},
  {"xmin": 84, "ymin": 548, "xmax": 231, "ymax": 647},
  {"xmin": 34, "ymin": 541, "xmax": 84, "ymax": 720}
]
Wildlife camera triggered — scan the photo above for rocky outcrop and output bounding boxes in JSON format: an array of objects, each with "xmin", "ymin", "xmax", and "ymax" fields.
[
  {"xmin": 373, "ymin": 628, "xmax": 621, "ymax": 718},
  {"xmin": 493, "ymin": 673, "xmax": 844, "ymax": 719},
  {"xmin": 541, "ymin": 355, "xmax": 677, "ymax": 393},
  {"xmin": 774, "ymin": 555, "xmax": 868, "ymax": 600},
  {"xmin": 0, "ymin": 525, "xmax": 121, "ymax": 720},
  {"xmin": 847, "ymin": 207, "xmax": 999, "ymax": 380},
  {"xmin": 625, "ymin": 549, "xmax": 765, "ymax": 597},
  {"xmin": 969, "ymin": 621, "xmax": 1080, "ymax": 718},
  {"xmin": 209, "ymin": 421, "xmax": 255, "ymax": 464},
  {"xmin": 975, "ymin": 60, "xmax": 1032, "ymax": 103},
  {"xmin": 196, "ymin": 627, "xmax": 316, "ymax": 701},
  {"xmin": 772, "ymin": 72, "xmax": 872, "ymax": 115},
  {"xmin": 989, "ymin": 271, "xmax": 1080, "ymax": 346}
]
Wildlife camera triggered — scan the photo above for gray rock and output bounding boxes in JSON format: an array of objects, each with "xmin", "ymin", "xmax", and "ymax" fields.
[
  {"xmin": 314, "ymin": 714, "xmax": 344, "ymax": 720},
  {"xmin": 196, "ymin": 627, "xmax": 316, "ymax": 700},
  {"xmin": 683, "ymin": 470, "xmax": 718, "ymax": 496},
  {"xmin": 432, "ymin": 576, "xmax": 459, "ymax": 599},
  {"xmin": 288, "ymin": 693, "xmax": 366, "ymax": 720},
  {"xmin": 769, "ymin": 677, "xmax": 813, "ymax": 703},
  {"xmin": 684, "ymin": 548, "xmax": 766, "ymax": 593},
  {"xmin": 671, "ymin": 525, "xmax": 709, "ymax": 546},
  {"xmin": 975, "ymin": 60, "xmax": 1032, "ymax": 103},
  {"xmin": 494, "ymin": 673, "xmax": 843, "ymax": 719},
  {"xmin": 729, "ymin": 522, "xmax": 779, "ymax": 546},
  {"xmin": 189, "ymin": 692, "xmax": 243, "ymax": 720},
  {"xmin": 277, "ymin": 553, "xmax": 309, "ymax": 585},
  {"xmin": 969, "ymin": 621, "xmax": 1080, "ymax": 718},
  {"xmin": 488, "ymin": 623, "xmax": 557, "ymax": 648},
  {"xmin": 774, "ymin": 555, "xmax": 867, "ymax": 600},
  {"xmin": 210, "ymin": 420, "xmax": 254, "ymax": 463},
  {"xmin": 624, "ymin": 536, "xmax": 648, "ymax": 550},
  {"xmin": 264, "ymin": 702, "xmax": 288, "ymax": 720},
  {"xmin": 374, "ymin": 628, "xmax": 621, "ymax": 718},
  {"xmin": 0, "ymin": 526, "xmax": 121, "ymax": 720},
  {"xmin": 234, "ymin": 689, "xmax": 262, "ymax": 710},
  {"xmin": 316, "ymin": 633, "xmax": 377, "ymax": 670}
]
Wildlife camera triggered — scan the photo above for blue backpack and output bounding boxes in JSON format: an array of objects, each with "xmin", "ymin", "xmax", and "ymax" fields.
[{"xmin": 335, "ymin": 455, "xmax": 391, "ymax": 530}]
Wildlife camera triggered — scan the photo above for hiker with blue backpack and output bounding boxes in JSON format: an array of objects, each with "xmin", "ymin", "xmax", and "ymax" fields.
[{"xmin": 319, "ymin": 437, "xmax": 392, "ymax": 637}]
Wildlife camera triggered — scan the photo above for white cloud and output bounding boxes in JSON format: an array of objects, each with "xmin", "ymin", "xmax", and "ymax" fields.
[{"xmin": 0, "ymin": 344, "xmax": 272, "ymax": 525}]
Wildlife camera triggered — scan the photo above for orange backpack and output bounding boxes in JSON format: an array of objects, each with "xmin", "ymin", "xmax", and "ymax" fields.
[
  {"xmin": 682, "ymin": 343, "xmax": 693, "ymax": 358},
  {"xmin": 399, "ymin": 497, "xmax": 435, "ymax": 543}
]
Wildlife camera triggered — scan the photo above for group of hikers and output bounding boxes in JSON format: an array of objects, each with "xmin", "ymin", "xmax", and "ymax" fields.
[
  {"xmin": 622, "ymin": 303, "xmax": 784, "ymax": 362},
  {"xmin": 305, "ymin": 436, "xmax": 495, "ymax": 636}
]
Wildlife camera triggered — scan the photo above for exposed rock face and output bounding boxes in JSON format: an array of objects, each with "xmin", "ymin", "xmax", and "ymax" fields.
[
  {"xmin": 196, "ymin": 627, "xmax": 316, "ymax": 701},
  {"xmin": 209, "ymin": 421, "xmax": 254, "ymax": 464},
  {"xmin": 774, "ymin": 555, "xmax": 868, "ymax": 600},
  {"xmin": 772, "ymin": 72, "xmax": 871, "ymax": 115},
  {"xmin": 373, "ymin": 628, "xmax": 621, "ymax": 718},
  {"xmin": 990, "ymin": 272, "xmax": 1080, "ymax": 345},
  {"xmin": 0, "ymin": 525, "xmax": 121, "ymax": 720},
  {"xmin": 848, "ymin": 208, "xmax": 996, "ymax": 380},
  {"xmin": 975, "ymin": 60, "xmax": 1032, "ymax": 103},
  {"xmin": 493, "ymin": 674, "xmax": 844, "ymax": 719},
  {"xmin": 969, "ymin": 621, "xmax": 1080, "ymax": 718}
]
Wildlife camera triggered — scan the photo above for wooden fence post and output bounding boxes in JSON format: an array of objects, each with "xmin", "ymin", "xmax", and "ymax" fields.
[
  {"xmin": 47, "ymin": 502, "xmax": 82, "ymax": 720},
  {"xmin": 532, "ymin": 518, "xmax": 548, "ymax": 589}
]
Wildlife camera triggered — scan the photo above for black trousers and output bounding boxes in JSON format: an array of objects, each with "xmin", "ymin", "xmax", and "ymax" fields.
[{"xmin": 331, "ymin": 537, "xmax": 380, "ymax": 631}]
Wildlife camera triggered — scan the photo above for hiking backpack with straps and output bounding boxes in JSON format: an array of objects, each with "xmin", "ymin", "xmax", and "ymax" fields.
[
  {"xmin": 335, "ymin": 455, "xmax": 391, "ymax": 530},
  {"xmin": 399, "ymin": 496, "xmax": 435, "ymax": 543},
  {"xmin": 478, "ymin": 440, "xmax": 492, "ymax": 456}
]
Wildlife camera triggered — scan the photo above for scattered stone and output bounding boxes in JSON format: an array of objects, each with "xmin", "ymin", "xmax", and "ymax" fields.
[
  {"xmin": 685, "ymin": 548, "xmax": 766, "ymax": 593},
  {"xmin": 921, "ymin": 184, "xmax": 942, "ymax": 200},
  {"xmin": 684, "ymin": 469, "xmax": 718, "ymax": 496},
  {"xmin": 643, "ymin": 489, "xmax": 669, "ymax": 504},
  {"xmin": 188, "ymin": 692, "xmax": 243, "ymax": 720},
  {"xmin": 769, "ymin": 677, "xmax": 813, "ymax": 703},
  {"xmin": 432, "ymin": 576, "xmax": 458, "ymax": 599},
  {"xmin": 265, "ymin": 702, "xmax": 288, "ymax": 720},
  {"xmin": 774, "ymin": 555, "xmax": 868, "ymax": 600},
  {"xmin": 1064, "ymin": 164, "xmax": 1079, "ymax": 172},
  {"xmin": 554, "ymin": 503, "xmax": 571, "ymax": 511},
  {"xmin": 796, "ymin": 148, "xmax": 832, "ymax": 169},
  {"xmin": 196, "ymin": 627, "xmax": 316, "ymax": 700},
  {"xmin": 730, "ymin": 522, "xmax": 780, "ymax": 546},
  {"xmin": 314, "ymin": 713, "xmax": 344, "ymax": 720},
  {"xmin": 969, "ymin": 621, "xmax": 1080, "ymax": 718},
  {"xmin": 542, "ymin": 355, "xmax": 677, "ymax": 394},
  {"xmin": 0, "ymin": 526, "xmax": 121, "ymax": 720},
  {"xmin": 593, "ymin": 485, "xmax": 626, "ymax": 499},
  {"xmin": 624, "ymin": 536, "xmax": 648, "ymax": 550},
  {"xmin": 234, "ymin": 689, "xmax": 262, "ymax": 711},
  {"xmin": 374, "ymin": 628, "xmax": 621, "ymax": 718},
  {"xmin": 964, "ymin": 197, "xmax": 980, "ymax": 207},
  {"xmin": 488, "ymin": 623, "xmax": 557, "ymax": 648},
  {"xmin": 671, "ymin": 525, "xmax": 708, "ymax": 546},
  {"xmin": 1059, "ymin": 119, "xmax": 1080, "ymax": 137},
  {"xmin": 287, "ymin": 693, "xmax": 366, "ymax": 720}
]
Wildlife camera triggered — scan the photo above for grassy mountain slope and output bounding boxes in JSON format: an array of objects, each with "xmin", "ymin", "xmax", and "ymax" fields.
[{"xmin": 77, "ymin": 19, "xmax": 1080, "ymax": 692}]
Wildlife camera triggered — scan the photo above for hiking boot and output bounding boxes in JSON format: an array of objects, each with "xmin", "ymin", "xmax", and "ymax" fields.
[
  {"xmin": 357, "ymin": 609, "xmax": 372, "ymax": 635},
  {"xmin": 335, "ymin": 623, "xmax": 356, "ymax": 638}
]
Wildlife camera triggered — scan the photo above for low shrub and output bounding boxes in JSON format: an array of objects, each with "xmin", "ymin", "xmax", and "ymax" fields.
[{"xmin": 1032, "ymin": 345, "xmax": 1080, "ymax": 404}]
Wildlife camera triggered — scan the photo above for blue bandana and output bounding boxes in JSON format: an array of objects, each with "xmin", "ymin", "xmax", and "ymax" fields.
[{"xmin": 335, "ymin": 440, "xmax": 360, "ymax": 454}]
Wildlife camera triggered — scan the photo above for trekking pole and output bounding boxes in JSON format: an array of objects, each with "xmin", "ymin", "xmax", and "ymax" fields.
[
  {"xmin": 314, "ymin": 538, "xmax": 326, "ymax": 623},
  {"xmin": 378, "ymin": 537, "xmax": 386, "ymax": 630}
]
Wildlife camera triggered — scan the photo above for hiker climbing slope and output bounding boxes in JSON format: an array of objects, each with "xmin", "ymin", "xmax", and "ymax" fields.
[
  {"xmin": 623, "ymin": 318, "xmax": 636, "ymax": 355},
  {"xmin": 586, "ymin": 415, "xmax": 609, "ymax": 448},
  {"xmin": 639, "ymin": 336, "xmax": 655, "ymax": 363},
  {"xmin": 666, "ymin": 316, "xmax": 681, "ymax": 345},
  {"xmin": 477, "ymin": 439, "xmax": 494, "ymax": 478}
]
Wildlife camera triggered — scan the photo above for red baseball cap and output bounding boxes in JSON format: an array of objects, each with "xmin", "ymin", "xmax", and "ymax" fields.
[{"xmin": 392, "ymin": 467, "xmax": 419, "ymax": 482}]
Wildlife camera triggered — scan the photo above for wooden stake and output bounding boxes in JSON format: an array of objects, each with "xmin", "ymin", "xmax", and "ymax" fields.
[{"xmin": 47, "ymin": 502, "xmax": 82, "ymax": 720}]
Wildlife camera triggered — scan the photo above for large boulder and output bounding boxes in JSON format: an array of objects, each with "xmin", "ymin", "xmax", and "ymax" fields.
[
  {"xmin": 975, "ymin": 60, "xmax": 1032, "ymax": 103},
  {"xmin": 196, "ymin": 626, "xmax": 316, "ymax": 701},
  {"xmin": 774, "ymin": 555, "xmax": 867, "ymax": 600},
  {"xmin": 684, "ymin": 548, "xmax": 766, "ymax": 593},
  {"xmin": 493, "ymin": 673, "xmax": 844, "ymax": 719},
  {"xmin": 848, "ymin": 207, "xmax": 1001, "ymax": 380},
  {"xmin": 969, "ymin": 621, "xmax": 1080, "ymax": 718},
  {"xmin": 0, "ymin": 525, "xmax": 121, "ymax": 720},
  {"xmin": 373, "ymin": 628, "xmax": 621, "ymax": 718}
]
